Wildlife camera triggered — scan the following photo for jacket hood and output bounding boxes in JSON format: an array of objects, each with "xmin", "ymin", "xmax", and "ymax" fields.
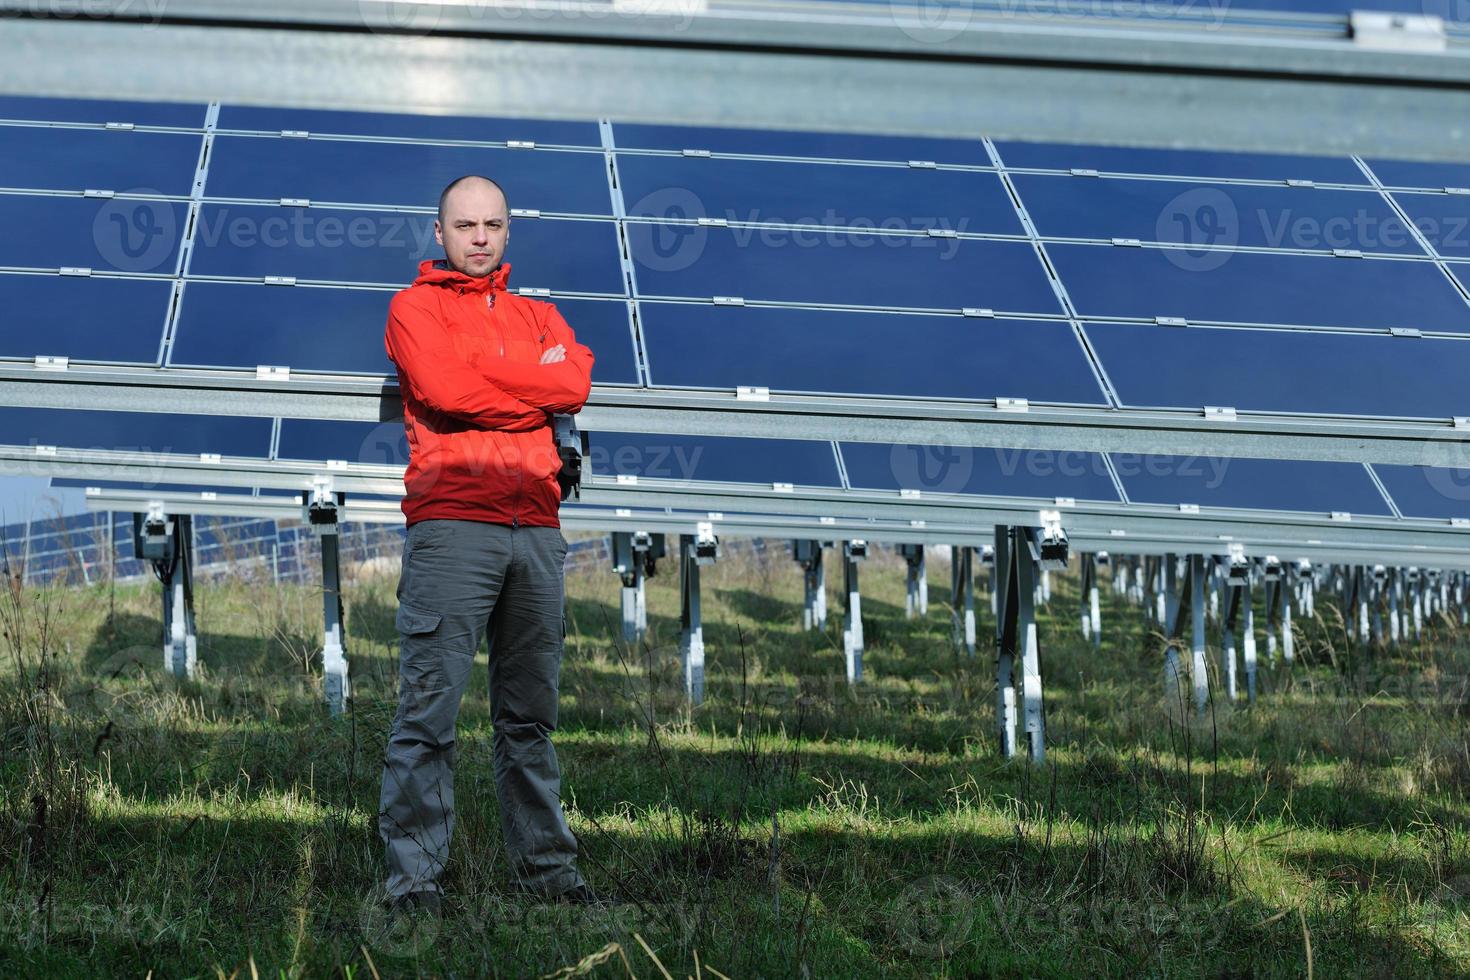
[{"xmin": 412, "ymin": 258, "xmax": 512, "ymax": 294}]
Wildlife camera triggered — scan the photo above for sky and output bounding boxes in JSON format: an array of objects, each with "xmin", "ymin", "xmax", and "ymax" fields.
[{"xmin": 0, "ymin": 476, "xmax": 87, "ymax": 531}]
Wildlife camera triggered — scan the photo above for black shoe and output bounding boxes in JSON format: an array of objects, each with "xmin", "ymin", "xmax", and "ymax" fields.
[{"xmin": 388, "ymin": 889, "xmax": 443, "ymax": 919}]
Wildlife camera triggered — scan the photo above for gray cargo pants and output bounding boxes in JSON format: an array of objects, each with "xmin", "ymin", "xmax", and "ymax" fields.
[{"xmin": 378, "ymin": 518, "xmax": 583, "ymax": 899}]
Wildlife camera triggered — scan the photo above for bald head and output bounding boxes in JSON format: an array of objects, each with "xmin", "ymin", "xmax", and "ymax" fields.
[{"xmin": 434, "ymin": 175, "xmax": 510, "ymax": 278}]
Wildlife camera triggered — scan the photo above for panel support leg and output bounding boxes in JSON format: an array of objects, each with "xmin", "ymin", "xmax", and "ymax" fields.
[
  {"xmin": 951, "ymin": 545, "xmax": 976, "ymax": 656},
  {"xmin": 842, "ymin": 540, "xmax": 866, "ymax": 683},
  {"xmin": 319, "ymin": 521, "xmax": 350, "ymax": 714},
  {"xmin": 679, "ymin": 533, "xmax": 708, "ymax": 704}
]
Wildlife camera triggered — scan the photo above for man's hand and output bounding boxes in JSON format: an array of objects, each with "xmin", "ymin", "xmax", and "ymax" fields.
[{"xmin": 540, "ymin": 344, "xmax": 567, "ymax": 365}]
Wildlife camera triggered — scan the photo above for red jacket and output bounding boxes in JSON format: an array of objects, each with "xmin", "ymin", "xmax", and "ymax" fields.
[{"xmin": 384, "ymin": 259, "xmax": 595, "ymax": 528}]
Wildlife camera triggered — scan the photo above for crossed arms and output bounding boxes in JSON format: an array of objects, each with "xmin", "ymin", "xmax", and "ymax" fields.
[{"xmin": 384, "ymin": 293, "xmax": 595, "ymax": 430}]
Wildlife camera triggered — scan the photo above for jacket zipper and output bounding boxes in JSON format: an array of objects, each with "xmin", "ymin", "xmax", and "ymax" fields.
[{"xmin": 487, "ymin": 288, "xmax": 521, "ymax": 527}]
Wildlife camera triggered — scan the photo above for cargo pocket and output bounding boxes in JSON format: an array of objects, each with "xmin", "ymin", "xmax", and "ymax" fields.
[
  {"xmin": 395, "ymin": 601, "xmax": 446, "ymax": 702},
  {"xmin": 396, "ymin": 601, "xmax": 443, "ymax": 638}
]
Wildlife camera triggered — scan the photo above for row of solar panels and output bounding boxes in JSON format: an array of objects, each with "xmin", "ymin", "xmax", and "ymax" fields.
[
  {"xmin": 13, "ymin": 404, "xmax": 1468, "ymax": 523},
  {"xmin": 7, "ymin": 93, "xmax": 1470, "ymax": 188}
]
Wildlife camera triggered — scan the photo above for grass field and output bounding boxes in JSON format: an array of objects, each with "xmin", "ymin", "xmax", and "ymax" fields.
[{"xmin": 2, "ymin": 539, "xmax": 1470, "ymax": 978}]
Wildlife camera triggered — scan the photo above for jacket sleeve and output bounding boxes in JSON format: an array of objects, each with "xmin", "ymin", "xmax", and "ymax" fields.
[
  {"xmin": 474, "ymin": 302, "xmax": 596, "ymax": 415},
  {"xmin": 384, "ymin": 292, "xmax": 548, "ymax": 431}
]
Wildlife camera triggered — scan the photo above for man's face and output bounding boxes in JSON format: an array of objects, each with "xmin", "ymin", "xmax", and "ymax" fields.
[{"xmin": 435, "ymin": 179, "xmax": 510, "ymax": 278}]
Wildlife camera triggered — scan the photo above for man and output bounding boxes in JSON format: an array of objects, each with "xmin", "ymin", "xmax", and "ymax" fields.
[{"xmin": 378, "ymin": 174, "xmax": 597, "ymax": 914}]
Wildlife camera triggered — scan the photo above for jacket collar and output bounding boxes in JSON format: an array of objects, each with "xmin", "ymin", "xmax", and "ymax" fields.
[{"xmin": 413, "ymin": 258, "xmax": 512, "ymax": 295}]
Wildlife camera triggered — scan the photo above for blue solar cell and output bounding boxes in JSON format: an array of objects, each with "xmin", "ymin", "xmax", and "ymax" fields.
[
  {"xmin": 994, "ymin": 140, "xmax": 1366, "ymax": 185},
  {"xmin": 1365, "ymin": 158, "xmax": 1470, "ymax": 190},
  {"xmin": 0, "ymin": 274, "xmax": 171, "ymax": 364},
  {"xmin": 215, "ymin": 105, "xmax": 600, "ymax": 146},
  {"xmin": 1386, "ymin": 192, "xmax": 1470, "ymax": 260},
  {"xmin": 188, "ymin": 205, "xmax": 625, "ymax": 292},
  {"xmin": 279, "ymin": 419, "xmax": 408, "ymax": 466},
  {"xmin": 588, "ymin": 433, "xmax": 842, "ymax": 487},
  {"xmin": 618, "ymin": 154, "xmax": 1023, "ymax": 236},
  {"xmin": 1052, "ymin": 245, "xmax": 1470, "ymax": 332},
  {"xmin": 630, "ymin": 226, "xmax": 1059, "ymax": 312},
  {"xmin": 1113, "ymin": 455, "xmax": 1390, "ymax": 515},
  {"xmin": 1013, "ymin": 175, "xmax": 1424, "ymax": 255},
  {"xmin": 206, "ymin": 137, "xmax": 613, "ymax": 214},
  {"xmin": 170, "ymin": 282, "xmax": 394, "ymax": 374},
  {"xmin": 0, "ymin": 128, "xmax": 201, "ymax": 196},
  {"xmin": 0, "ymin": 95, "xmax": 207, "ymax": 128},
  {"xmin": 1372, "ymin": 465, "xmax": 1470, "ymax": 520},
  {"xmin": 841, "ymin": 442, "xmax": 1120, "ymax": 502},
  {"xmin": 553, "ymin": 299, "xmax": 641, "ymax": 385},
  {"xmin": 611, "ymin": 122, "xmax": 991, "ymax": 165},
  {"xmin": 1452, "ymin": 264, "xmax": 1470, "ymax": 294},
  {"xmin": 639, "ymin": 304, "xmax": 1105, "ymax": 403},
  {"xmin": 1085, "ymin": 321, "xmax": 1470, "ymax": 418},
  {"xmin": 0, "ymin": 195, "xmax": 186, "ymax": 274},
  {"xmin": 0, "ymin": 407, "xmax": 271, "ymax": 457}
]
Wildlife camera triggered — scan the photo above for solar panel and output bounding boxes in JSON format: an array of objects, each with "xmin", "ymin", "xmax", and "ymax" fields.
[
  {"xmin": 1114, "ymin": 455, "xmax": 1392, "ymax": 515},
  {"xmin": 1013, "ymin": 175, "xmax": 1424, "ymax": 256},
  {"xmin": 206, "ymin": 136, "xmax": 614, "ymax": 215},
  {"xmin": 1052, "ymin": 244, "xmax": 1470, "ymax": 332},
  {"xmin": 0, "ymin": 406, "xmax": 272, "ymax": 457},
  {"xmin": 168, "ymin": 282, "xmax": 396, "ymax": 375},
  {"xmin": 278, "ymin": 419, "xmax": 407, "ymax": 465},
  {"xmin": 214, "ymin": 105, "xmax": 601, "ymax": 146},
  {"xmin": 1083, "ymin": 321, "xmax": 1470, "ymax": 419},
  {"xmin": 5, "ymin": 92, "xmax": 1470, "ymax": 490},
  {"xmin": 1384, "ymin": 192, "xmax": 1470, "ymax": 260},
  {"xmin": 0, "ymin": 127, "xmax": 202, "ymax": 196},
  {"xmin": 993, "ymin": 140, "xmax": 1369, "ymax": 185},
  {"xmin": 637, "ymin": 304, "xmax": 1107, "ymax": 403},
  {"xmin": 617, "ymin": 154, "xmax": 1023, "ymax": 236},
  {"xmin": 0, "ymin": 95, "xmax": 207, "ymax": 128},
  {"xmin": 0, "ymin": 195, "xmax": 188, "ymax": 274},
  {"xmin": 591, "ymin": 432, "xmax": 846, "ymax": 488},
  {"xmin": 611, "ymin": 122, "xmax": 991, "ymax": 165},
  {"xmin": 1371, "ymin": 465, "xmax": 1470, "ymax": 520},
  {"xmin": 188, "ymin": 205, "xmax": 625, "ymax": 292},
  {"xmin": 629, "ymin": 227, "xmax": 1061, "ymax": 312},
  {"xmin": 0, "ymin": 274, "xmax": 172, "ymax": 365},
  {"xmin": 1364, "ymin": 158, "xmax": 1470, "ymax": 191},
  {"xmin": 841, "ymin": 442, "xmax": 1121, "ymax": 502}
]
